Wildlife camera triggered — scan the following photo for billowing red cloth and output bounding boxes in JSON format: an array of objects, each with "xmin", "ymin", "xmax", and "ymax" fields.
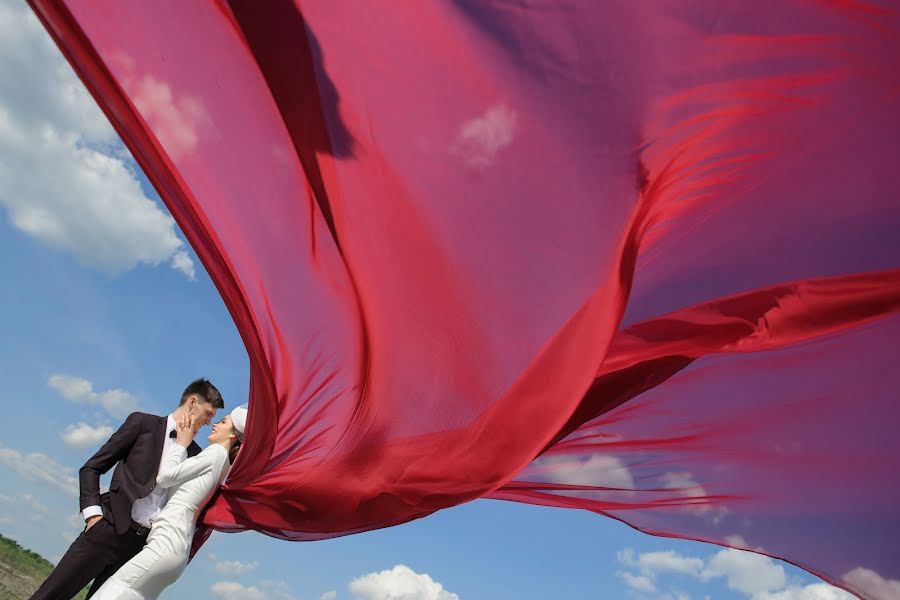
[{"xmin": 29, "ymin": 1, "xmax": 900, "ymax": 597}]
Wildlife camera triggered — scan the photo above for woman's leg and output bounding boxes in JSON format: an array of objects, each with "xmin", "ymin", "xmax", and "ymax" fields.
[{"xmin": 91, "ymin": 538, "xmax": 186, "ymax": 600}]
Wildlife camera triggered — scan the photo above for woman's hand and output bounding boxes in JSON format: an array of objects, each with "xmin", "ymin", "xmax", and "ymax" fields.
[{"xmin": 175, "ymin": 412, "xmax": 198, "ymax": 447}]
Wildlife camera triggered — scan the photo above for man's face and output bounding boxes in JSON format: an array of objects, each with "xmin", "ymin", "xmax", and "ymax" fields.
[{"xmin": 188, "ymin": 396, "xmax": 218, "ymax": 428}]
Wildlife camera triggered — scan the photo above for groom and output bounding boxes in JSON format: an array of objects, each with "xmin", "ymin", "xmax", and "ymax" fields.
[{"xmin": 31, "ymin": 378, "xmax": 224, "ymax": 600}]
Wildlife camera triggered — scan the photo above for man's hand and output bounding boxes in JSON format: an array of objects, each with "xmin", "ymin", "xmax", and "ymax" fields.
[
  {"xmin": 85, "ymin": 515, "xmax": 102, "ymax": 532},
  {"xmin": 175, "ymin": 413, "xmax": 199, "ymax": 448}
]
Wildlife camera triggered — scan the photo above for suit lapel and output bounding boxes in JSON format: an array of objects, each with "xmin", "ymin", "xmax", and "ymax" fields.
[{"xmin": 150, "ymin": 415, "xmax": 168, "ymax": 473}]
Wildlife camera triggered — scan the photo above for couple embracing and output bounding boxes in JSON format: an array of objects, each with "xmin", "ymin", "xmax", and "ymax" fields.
[{"xmin": 32, "ymin": 378, "xmax": 247, "ymax": 600}]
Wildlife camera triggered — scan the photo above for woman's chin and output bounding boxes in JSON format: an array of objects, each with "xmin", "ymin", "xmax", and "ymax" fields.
[{"xmin": 207, "ymin": 434, "xmax": 215, "ymax": 443}]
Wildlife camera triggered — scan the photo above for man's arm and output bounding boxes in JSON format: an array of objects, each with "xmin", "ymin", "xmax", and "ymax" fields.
[{"xmin": 79, "ymin": 412, "xmax": 143, "ymax": 523}]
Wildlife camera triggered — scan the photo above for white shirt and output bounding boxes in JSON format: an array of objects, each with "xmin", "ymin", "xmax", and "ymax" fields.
[{"xmin": 82, "ymin": 415, "xmax": 182, "ymax": 527}]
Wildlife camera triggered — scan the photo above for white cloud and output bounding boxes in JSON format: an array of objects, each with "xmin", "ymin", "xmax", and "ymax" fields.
[
  {"xmin": 215, "ymin": 559, "xmax": 260, "ymax": 576},
  {"xmin": 617, "ymin": 547, "xmax": 857, "ymax": 600},
  {"xmin": 48, "ymin": 374, "xmax": 139, "ymax": 418},
  {"xmin": 545, "ymin": 454, "xmax": 635, "ymax": 489},
  {"xmin": 842, "ymin": 567, "xmax": 900, "ymax": 600},
  {"xmin": 753, "ymin": 583, "xmax": 855, "ymax": 600},
  {"xmin": 657, "ymin": 593, "xmax": 691, "ymax": 600},
  {"xmin": 0, "ymin": 1, "xmax": 195, "ymax": 278},
  {"xmin": 320, "ymin": 592, "xmax": 338, "ymax": 600},
  {"xmin": 22, "ymin": 494, "xmax": 49, "ymax": 515},
  {"xmin": 0, "ymin": 2, "xmax": 114, "ymax": 145},
  {"xmin": 618, "ymin": 570, "xmax": 657, "ymax": 593},
  {"xmin": 106, "ymin": 49, "xmax": 212, "ymax": 162},
  {"xmin": 350, "ymin": 565, "xmax": 459, "ymax": 600},
  {"xmin": 702, "ymin": 548, "xmax": 785, "ymax": 596},
  {"xmin": 0, "ymin": 444, "xmax": 77, "ymax": 497},
  {"xmin": 260, "ymin": 579, "xmax": 298, "ymax": 600},
  {"xmin": 211, "ymin": 581, "xmax": 267, "ymax": 600},
  {"xmin": 132, "ymin": 76, "xmax": 207, "ymax": 160},
  {"xmin": 724, "ymin": 534, "xmax": 750, "ymax": 549},
  {"xmin": 60, "ymin": 422, "xmax": 115, "ymax": 447},
  {"xmin": 171, "ymin": 249, "xmax": 196, "ymax": 279},
  {"xmin": 618, "ymin": 547, "xmax": 704, "ymax": 578},
  {"xmin": 534, "ymin": 454, "xmax": 636, "ymax": 501},
  {"xmin": 658, "ymin": 471, "xmax": 728, "ymax": 525},
  {"xmin": 209, "ymin": 578, "xmax": 297, "ymax": 600},
  {"xmin": 449, "ymin": 104, "xmax": 517, "ymax": 168}
]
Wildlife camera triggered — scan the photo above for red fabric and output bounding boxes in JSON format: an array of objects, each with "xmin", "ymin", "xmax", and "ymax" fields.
[{"xmin": 28, "ymin": 1, "xmax": 900, "ymax": 597}]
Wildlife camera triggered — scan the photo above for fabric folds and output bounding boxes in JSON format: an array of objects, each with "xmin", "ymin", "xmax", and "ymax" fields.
[{"xmin": 28, "ymin": 1, "xmax": 900, "ymax": 597}]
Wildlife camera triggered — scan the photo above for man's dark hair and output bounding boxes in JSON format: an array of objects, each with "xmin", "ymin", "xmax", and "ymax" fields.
[{"xmin": 180, "ymin": 378, "xmax": 224, "ymax": 409}]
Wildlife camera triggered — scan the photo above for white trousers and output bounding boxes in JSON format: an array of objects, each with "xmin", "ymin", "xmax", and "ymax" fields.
[{"xmin": 91, "ymin": 506, "xmax": 193, "ymax": 600}]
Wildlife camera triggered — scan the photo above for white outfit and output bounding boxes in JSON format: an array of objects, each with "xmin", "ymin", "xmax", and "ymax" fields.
[
  {"xmin": 83, "ymin": 415, "xmax": 178, "ymax": 526},
  {"xmin": 91, "ymin": 443, "xmax": 231, "ymax": 600}
]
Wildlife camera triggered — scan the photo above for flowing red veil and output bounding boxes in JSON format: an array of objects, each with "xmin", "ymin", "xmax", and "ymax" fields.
[{"xmin": 28, "ymin": 1, "xmax": 900, "ymax": 598}]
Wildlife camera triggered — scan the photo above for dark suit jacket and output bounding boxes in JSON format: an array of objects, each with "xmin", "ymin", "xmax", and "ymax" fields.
[{"xmin": 79, "ymin": 412, "xmax": 202, "ymax": 535}]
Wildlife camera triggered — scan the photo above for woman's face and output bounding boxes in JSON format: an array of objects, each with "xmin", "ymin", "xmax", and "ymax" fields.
[{"xmin": 208, "ymin": 415, "xmax": 235, "ymax": 444}]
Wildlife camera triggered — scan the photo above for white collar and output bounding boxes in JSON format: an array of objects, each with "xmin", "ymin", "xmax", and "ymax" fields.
[{"xmin": 166, "ymin": 414, "xmax": 176, "ymax": 434}]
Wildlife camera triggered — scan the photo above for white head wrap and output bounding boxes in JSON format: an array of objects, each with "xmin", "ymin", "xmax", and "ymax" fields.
[{"xmin": 230, "ymin": 404, "xmax": 248, "ymax": 441}]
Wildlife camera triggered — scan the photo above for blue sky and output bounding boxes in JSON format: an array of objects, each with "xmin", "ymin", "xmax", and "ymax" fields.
[{"xmin": 0, "ymin": 2, "xmax": 859, "ymax": 599}]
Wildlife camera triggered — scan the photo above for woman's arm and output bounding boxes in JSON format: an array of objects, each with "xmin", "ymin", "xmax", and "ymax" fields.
[{"xmin": 156, "ymin": 445, "xmax": 215, "ymax": 488}]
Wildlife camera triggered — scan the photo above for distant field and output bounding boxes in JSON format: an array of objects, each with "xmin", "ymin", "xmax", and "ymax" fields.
[{"xmin": 0, "ymin": 532, "xmax": 88, "ymax": 600}]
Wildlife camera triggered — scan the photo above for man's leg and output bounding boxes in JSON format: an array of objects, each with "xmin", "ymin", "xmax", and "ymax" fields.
[
  {"xmin": 84, "ymin": 560, "xmax": 124, "ymax": 598},
  {"xmin": 84, "ymin": 528, "xmax": 146, "ymax": 598},
  {"xmin": 30, "ymin": 518, "xmax": 121, "ymax": 600}
]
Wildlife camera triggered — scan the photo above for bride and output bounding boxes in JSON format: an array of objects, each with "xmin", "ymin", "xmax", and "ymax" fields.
[{"xmin": 91, "ymin": 404, "xmax": 248, "ymax": 599}]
